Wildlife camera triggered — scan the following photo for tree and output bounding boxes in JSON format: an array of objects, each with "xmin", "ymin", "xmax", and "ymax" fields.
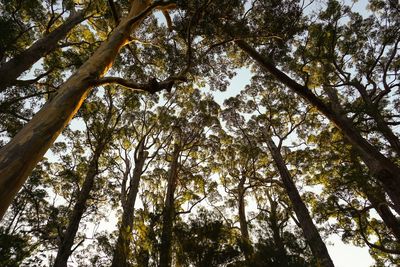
[
  {"xmin": 233, "ymin": 0, "xmax": 400, "ymax": 213},
  {"xmin": 0, "ymin": 0, "xmax": 180, "ymax": 219}
]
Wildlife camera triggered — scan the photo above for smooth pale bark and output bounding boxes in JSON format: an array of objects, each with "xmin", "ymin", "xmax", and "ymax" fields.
[
  {"xmin": 111, "ymin": 143, "xmax": 148, "ymax": 267},
  {"xmin": 0, "ymin": 10, "xmax": 87, "ymax": 92},
  {"xmin": 0, "ymin": 0, "xmax": 162, "ymax": 220},
  {"xmin": 159, "ymin": 145, "xmax": 180, "ymax": 267},
  {"xmin": 266, "ymin": 138, "xmax": 335, "ymax": 267},
  {"xmin": 237, "ymin": 175, "xmax": 253, "ymax": 263},
  {"xmin": 236, "ymin": 40, "xmax": 400, "ymax": 214}
]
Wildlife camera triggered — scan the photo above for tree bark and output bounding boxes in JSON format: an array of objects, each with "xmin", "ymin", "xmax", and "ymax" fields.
[
  {"xmin": 0, "ymin": 10, "xmax": 87, "ymax": 92},
  {"xmin": 53, "ymin": 147, "xmax": 102, "ymax": 267},
  {"xmin": 266, "ymin": 192, "xmax": 287, "ymax": 263},
  {"xmin": 0, "ymin": 0, "xmax": 160, "ymax": 220},
  {"xmin": 236, "ymin": 40, "xmax": 400, "ymax": 214},
  {"xmin": 53, "ymin": 99, "xmax": 116, "ymax": 267},
  {"xmin": 159, "ymin": 144, "xmax": 180, "ymax": 267},
  {"xmin": 237, "ymin": 175, "xmax": 253, "ymax": 263},
  {"xmin": 266, "ymin": 138, "xmax": 335, "ymax": 267},
  {"xmin": 111, "ymin": 143, "xmax": 148, "ymax": 267},
  {"xmin": 364, "ymin": 187, "xmax": 400, "ymax": 242}
]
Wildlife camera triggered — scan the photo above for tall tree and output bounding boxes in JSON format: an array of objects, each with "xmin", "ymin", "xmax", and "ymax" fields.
[
  {"xmin": 53, "ymin": 90, "xmax": 122, "ymax": 267},
  {"xmin": 0, "ymin": 0, "xmax": 180, "ymax": 219}
]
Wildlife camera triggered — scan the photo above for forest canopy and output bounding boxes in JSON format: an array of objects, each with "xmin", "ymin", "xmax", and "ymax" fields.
[{"xmin": 0, "ymin": 0, "xmax": 399, "ymax": 266}]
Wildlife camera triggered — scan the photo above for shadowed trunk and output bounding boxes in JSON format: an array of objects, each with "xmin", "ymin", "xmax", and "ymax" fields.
[
  {"xmin": 266, "ymin": 193, "xmax": 287, "ymax": 263},
  {"xmin": 236, "ymin": 40, "xmax": 400, "ymax": 214},
  {"xmin": 0, "ymin": 10, "xmax": 87, "ymax": 92},
  {"xmin": 365, "ymin": 187, "xmax": 400, "ymax": 242},
  {"xmin": 266, "ymin": 137, "xmax": 335, "ymax": 267},
  {"xmin": 159, "ymin": 144, "xmax": 180, "ymax": 267},
  {"xmin": 111, "ymin": 142, "xmax": 148, "ymax": 267},
  {"xmin": 53, "ymin": 101, "xmax": 116, "ymax": 267},
  {"xmin": 53, "ymin": 147, "xmax": 103, "ymax": 267},
  {"xmin": 0, "ymin": 0, "xmax": 162, "ymax": 220},
  {"xmin": 238, "ymin": 175, "xmax": 253, "ymax": 263}
]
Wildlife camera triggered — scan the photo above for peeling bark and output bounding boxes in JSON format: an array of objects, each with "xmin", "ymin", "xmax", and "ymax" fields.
[
  {"xmin": 0, "ymin": 0, "xmax": 158, "ymax": 220},
  {"xmin": 266, "ymin": 138, "xmax": 335, "ymax": 267},
  {"xmin": 236, "ymin": 40, "xmax": 400, "ymax": 214}
]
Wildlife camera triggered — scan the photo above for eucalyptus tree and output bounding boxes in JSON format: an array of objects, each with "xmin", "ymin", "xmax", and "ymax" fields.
[
  {"xmin": 222, "ymin": 88, "xmax": 326, "ymax": 266},
  {"xmin": 52, "ymin": 90, "xmax": 123, "ymax": 267},
  {"xmin": 0, "ymin": 0, "xmax": 184, "ymax": 219},
  {"xmin": 0, "ymin": 163, "xmax": 52, "ymax": 266},
  {"xmin": 110, "ymin": 93, "xmax": 174, "ymax": 267},
  {"xmin": 232, "ymin": 0, "xmax": 400, "ymax": 212},
  {"xmin": 214, "ymin": 130, "xmax": 261, "ymax": 264},
  {"xmin": 299, "ymin": 124, "xmax": 400, "ymax": 265},
  {"xmin": 157, "ymin": 88, "xmax": 221, "ymax": 267},
  {"xmin": 0, "ymin": 0, "xmax": 93, "ymax": 92}
]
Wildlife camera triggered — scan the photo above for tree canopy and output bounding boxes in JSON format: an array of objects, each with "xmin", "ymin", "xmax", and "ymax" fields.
[{"xmin": 0, "ymin": 0, "xmax": 399, "ymax": 266}]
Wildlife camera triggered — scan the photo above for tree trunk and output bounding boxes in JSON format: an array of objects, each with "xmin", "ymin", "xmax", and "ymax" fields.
[
  {"xmin": 0, "ymin": 10, "xmax": 87, "ymax": 92},
  {"xmin": 111, "ymin": 144, "xmax": 148, "ymax": 267},
  {"xmin": 159, "ymin": 145, "xmax": 180, "ymax": 267},
  {"xmin": 351, "ymin": 81, "xmax": 400, "ymax": 155},
  {"xmin": 237, "ymin": 175, "xmax": 253, "ymax": 263},
  {"xmin": 52, "ymin": 148, "xmax": 102, "ymax": 267},
  {"xmin": 236, "ymin": 40, "xmax": 400, "ymax": 214},
  {"xmin": 266, "ymin": 138, "xmax": 335, "ymax": 267},
  {"xmin": 53, "ymin": 100, "xmax": 116, "ymax": 267},
  {"xmin": 266, "ymin": 192, "xmax": 287, "ymax": 263},
  {"xmin": 0, "ymin": 0, "xmax": 158, "ymax": 220},
  {"xmin": 364, "ymin": 186, "xmax": 400, "ymax": 242}
]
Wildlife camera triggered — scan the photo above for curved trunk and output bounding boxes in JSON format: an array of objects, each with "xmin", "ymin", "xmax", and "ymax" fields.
[
  {"xmin": 0, "ymin": 10, "xmax": 87, "ymax": 92},
  {"xmin": 266, "ymin": 138, "xmax": 335, "ymax": 267},
  {"xmin": 159, "ymin": 145, "xmax": 180, "ymax": 267},
  {"xmin": 236, "ymin": 40, "xmax": 400, "ymax": 214},
  {"xmin": 111, "ymin": 145, "xmax": 148, "ymax": 267},
  {"xmin": 0, "ymin": 0, "xmax": 155, "ymax": 220}
]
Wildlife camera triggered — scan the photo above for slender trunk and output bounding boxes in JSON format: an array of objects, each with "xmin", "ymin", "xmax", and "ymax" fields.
[
  {"xmin": 111, "ymin": 145, "xmax": 148, "ymax": 267},
  {"xmin": 266, "ymin": 193, "xmax": 287, "ymax": 263},
  {"xmin": 53, "ymin": 148, "xmax": 102, "ymax": 267},
  {"xmin": 351, "ymin": 81, "xmax": 400, "ymax": 155},
  {"xmin": 364, "ymin": 187, "xmax": 400, "ymax": 242},
  {"xmin": 0, "ymin": 0, "xmax": 157, "ymax": 220},
  {"xmin": 236, "ymin": 40, "xmax": 400, "ymax": 214},
  {"xmin": 0, "ymin": 10, "xmax": 87, "ymax": 91},
  {"xmin": 53, "ymin": 100, "xmax": 115, "ymax": 267},
  {"xmin": 237, "ymin": 175, "xmax": 253, "ymax": 262},
  {"xmin": 266, "ymin": 138, "xmax": 335, "ymax": 267},
  {"xmin": 159, "ymin": 145, "xmax": 180, "ymax": 267}
]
